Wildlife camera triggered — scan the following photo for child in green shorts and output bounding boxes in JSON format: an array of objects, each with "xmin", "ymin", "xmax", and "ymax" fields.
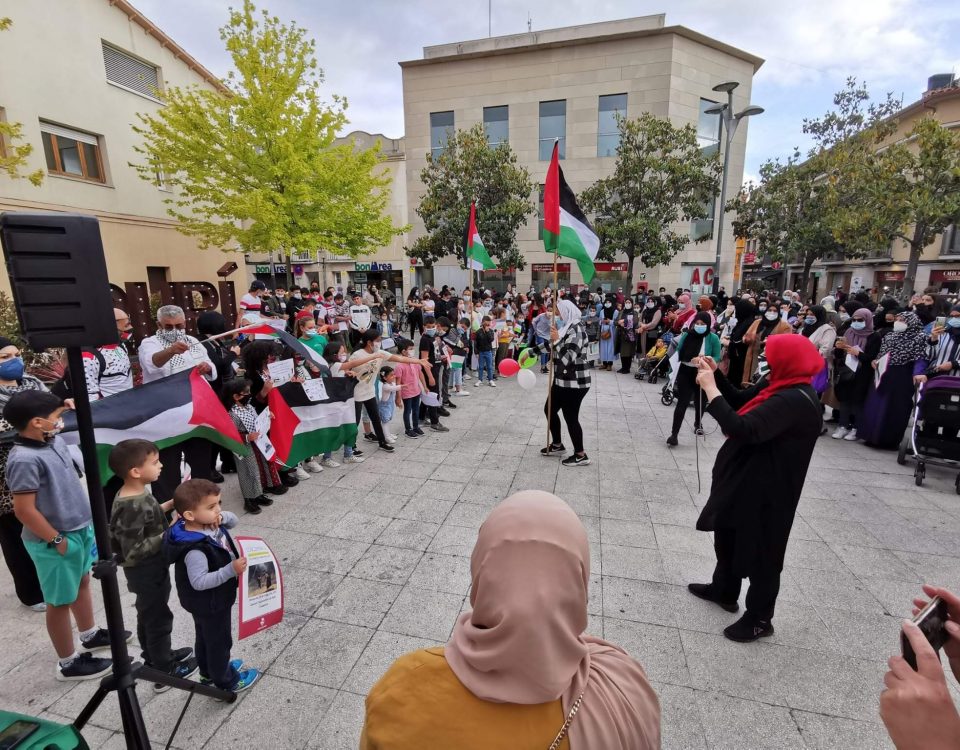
[{"xmin": 5, "ymin": 390, "xmax": 130, "ymax": 681}]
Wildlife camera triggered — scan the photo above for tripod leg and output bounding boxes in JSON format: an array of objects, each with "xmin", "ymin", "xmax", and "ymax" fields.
[
  {"xmin": 73, "ymin": 683, "xmax": 110, "ymax": 730},
  {"xmin": 117, "ymin": 686, "xmax": 151, "ymax": 750}
]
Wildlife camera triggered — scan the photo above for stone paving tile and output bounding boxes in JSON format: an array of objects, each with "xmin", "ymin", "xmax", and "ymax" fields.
[{"xmin": 3, "ymin": 366, "xmax": 956, "ymax": 749}]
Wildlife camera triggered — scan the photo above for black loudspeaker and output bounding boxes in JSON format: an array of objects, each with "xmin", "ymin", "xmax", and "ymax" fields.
[{"xmin": 0, "ymin": 212, "xmax": 117, "ymax": 350}]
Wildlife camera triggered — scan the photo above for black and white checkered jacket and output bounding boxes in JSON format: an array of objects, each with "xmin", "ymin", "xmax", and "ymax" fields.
[{"xmin": 530, "ymin": 322, "xmax": 591, "ymax": 390}]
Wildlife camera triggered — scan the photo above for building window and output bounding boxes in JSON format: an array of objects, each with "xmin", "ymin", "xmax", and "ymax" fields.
[
  {"xmin": 691, "ymin": 199, "xmax": 715, "ymax": 242},
  {"xmin": 539, "ymin": 100, "xmax": 566, "ymax": 160},
  {"xmin": 537, "ymin": 184, "xmax": 545, "ymax": 236},
  {"xmin": 697, "ymin": 98, "xmax": 721, "ymax": 156},
  {"xmin": 430, "ymin": 111, "xmax": 454, "ymax": 160},
  {"xmin": 39, "ymin": 122, "xmax": 104, "ymax": 183},
  {"xmin": 483, "ymin": 105, "xmax": 508, "ymax": 147},
  {"xmin": 597, "ymin": 94, "xmax": 627, "ymax": 157},
  {"xmin": 943, "ymin": 225, "xmax": 960, "ymax": 256},
  {"xmin": 102, "ymin": 42, "xmax": 161, "ymax": 100}
]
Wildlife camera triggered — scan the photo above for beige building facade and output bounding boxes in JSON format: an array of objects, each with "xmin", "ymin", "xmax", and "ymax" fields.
[
  {"xmin": 775, "ymin": 80, "xmax": 960, "ymax": 300},
  {"xmin": 400, "ymin": 15, "xmax": 763, "ymax": 295},
  {"xmin": 0, "ymin": 0, "xmax": 244, "ymax": 320}
]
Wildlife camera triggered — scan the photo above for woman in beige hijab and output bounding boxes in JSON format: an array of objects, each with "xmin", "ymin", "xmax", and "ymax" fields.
[{"xmin": 361, "ymin": 490, "xmax": 660, "ymax": 750}]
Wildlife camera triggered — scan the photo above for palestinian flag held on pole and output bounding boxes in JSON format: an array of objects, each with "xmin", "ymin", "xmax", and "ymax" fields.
[
  {"xmin": 267, "ymin": 377, "xmax": 358, "ymax": 467},
  {"xmin": 542, "ymin": 141, "xmax": 600, "ymax": 284},
  {"xmin": 463, "ymin": 200, "xmax": 496, "ymax": 271},
  {"xmin": 60, "ymin": 369, "xmax": 248, "ymax": 483},
  {"xmin": 240, "ymin": 323, "xmax": 327, "ymax": 368}
]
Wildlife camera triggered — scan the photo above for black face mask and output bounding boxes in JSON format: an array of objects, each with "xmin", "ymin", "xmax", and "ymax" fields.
[{"xmin": 238, "ymin": 394, "xmax": 251, "ymax": 406}]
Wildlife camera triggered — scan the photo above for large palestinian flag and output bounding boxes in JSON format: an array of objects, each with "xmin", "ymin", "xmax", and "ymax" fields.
[
  {"xmin": 61, "ymin": 369, "xmax": 248, "ymax": 482},
  {"xmin": 267, "ymin": 378, "xmax": 358, "ymax": 467},
  {"xmin": 463, "ymin": 201, "xmax": 496, "ymax": 271},
  {"xmin": 542, "ymin": 141, "xmax": 600, "ymax": 283}
]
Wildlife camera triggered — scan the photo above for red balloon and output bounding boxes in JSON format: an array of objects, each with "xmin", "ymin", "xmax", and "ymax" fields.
[{"xmin": 498, "ymin": 358, "xmax": 521, "ymax": 378}]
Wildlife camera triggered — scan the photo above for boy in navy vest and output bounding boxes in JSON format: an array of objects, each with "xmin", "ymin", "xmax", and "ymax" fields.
[{"xmin": 163, "ymin": 479, "xmax": 260, "ymax": 692}]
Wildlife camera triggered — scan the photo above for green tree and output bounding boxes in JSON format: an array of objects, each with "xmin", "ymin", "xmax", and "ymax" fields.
[
  {"xmin": 410, "ymin": 124, "xmax": 534, "ymax": 271},
  {"xmin": 579, "ymin": 113, "xmax": 721, "ymax": 286},
  {"xmin": 132, "ymin": 1, "xmax": 403, "ymax": 287},
  {"xmin": 0, "ymin": 19, "xmax": 43, "ymax": 186},
  {"xmin": 804, "ymin": 78, "xmax": 960, "ymax": 299},
  {"xmin": 730, "ymin": 151, "xmax": 842, "ymax": 297}
]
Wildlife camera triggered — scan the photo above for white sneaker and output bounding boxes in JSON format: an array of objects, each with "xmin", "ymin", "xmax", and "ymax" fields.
[
  {"xmin": 344, "ymin": 455, "xmax": 365, "ymax": 464},
  {"xmin": 28, "ymin": 602, "xmax": 46, "ymax": 612},
  {"xmin": 320, "ymin": 457, "xmax": 341, "ymax": 468},
  {"xmin": 831, "ymin": 427, "xmax": 849, "ymax": 440},
  {"xmin": 489, "ymin": 381, "xmax": 497, "ymax": 388},
  {"xmin": 386, "ymin": 434, "xmax": 398, "ymax": 444},
  {"xmin": 843, "ymin": 428, "xmax": 858, "ymax": 441},
  {"xmin": 295, "ymin": 465, "xmax": 311, "ymax": 480},
  {"xmin": 463, "ymin": 373, "xmax": 472, "ymax": 381},
  {"xmin": 304, "ymin": 460, "xmax": 324, "ymax": 473},
  {"xmin": 452, "ymin": 389, "xmax": 469, "ymax": 397}
]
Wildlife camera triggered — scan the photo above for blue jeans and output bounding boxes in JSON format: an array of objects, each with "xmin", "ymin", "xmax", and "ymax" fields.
[
  {"xmin": 448, "ymin": 368, "xmax": 463, "ymax": 389},
  {"xmin": 402, "ymin": 395, "xmax": 421, "ymax": 432},
  {"xmin": 323, "ymin": 444, "xmax": 353, "ymax": 460},
  {"xmin": 478, "ymin": 351, "xmax": 494, "ymax": 382}
]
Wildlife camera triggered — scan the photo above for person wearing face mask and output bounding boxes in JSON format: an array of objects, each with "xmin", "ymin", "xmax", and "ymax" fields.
[
  {"xmin": 873, "ymin": 297, "xmax": 899, "ymax": 336},
  {"xmin": 742, "ymin": 301, "xmax": 792, "ymax": 386},
  {"xmin": 418, "ymin": 316, "xmax": 449, "ymax": 432},
  {"xmin": 637, "ymin": 296, "xmax": 663, "ymax": 359},
  {"xmin": 616, "ymin": 299, "xmax": 639, "ymax": 373},
  {"xmin": 237, "ymin": 280, "xmax": 267, "ymax": 327},
  {"xmin": 139, "ymin": 306, "xmax": 219, "ymax": 502},
  {"xmin": 665, "ymin": 311, "xmax": 721, "ymax": 445},
  {"xmin": 598, "ymin": 298, "xmax": 619, "ymax": 371},
  {"xmin": 800, "ymin": 306, "xmax": 837, "ymax": 398},
  {"xmin": 0, "ymin": 338, "xmax": 49, "ymax": 612},
  {"xmin": 669, "ymin": 294, "xmax": 696, "ymax": 334},
  {"xmin": 59, "ymin": 308, "xmax": 136, "ymax": 403},
  {"xmin": 923, "ymin": 304, "xmax": 960, "ymax": 380},
  {"xmin": 911, "ymin": 294, "xmax": 938, "ymax": 333},
  {"xmin": 832, "ymin": 308, "xmax": 882, "ymax": 439},
  {"xmin": 859, "ymin": 312, "xmax": 929, "ymax": 449}
]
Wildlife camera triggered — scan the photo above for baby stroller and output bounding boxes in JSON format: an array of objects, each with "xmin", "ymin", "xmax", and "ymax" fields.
[
  {"xmin": 637, "ymin": 351, "xmax": 670, "ymax": 385},
  {"xmin": 898, "ymin": 376, "xmax": 960, "ymax": 491}
]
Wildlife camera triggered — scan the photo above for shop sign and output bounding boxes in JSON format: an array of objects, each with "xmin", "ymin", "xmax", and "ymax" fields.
[
  {"xmin": 743, "ymin": 252, "xmax": 757, "ymax": 265},
  {"xmin": 532, "ymin": 263, "xmax": 570, "ymax": 273},
  {"xmin": 255, "ymin": 264, "xmax": 286, "ymax": 274},
  {"xmin": 355, "ymin": 262, "xmax": 393, "ymax": 271},
  {"xmin": 408, "ymin": 257, "xmax": 424, "ymax": 267},
  {"xmin": 681, "ymin": 265, "xmax": 715, "ymax": 289},
  {"xmin": 594, "ymin": 262, "xmax": 628, "ymax": 272},
  {"xmin": 876, "ymin": 271, "xmax": 905, "ymax": 282},
  {"xmin": 929, "ymin": 269, "xmax": 960, "ymax": 283}
]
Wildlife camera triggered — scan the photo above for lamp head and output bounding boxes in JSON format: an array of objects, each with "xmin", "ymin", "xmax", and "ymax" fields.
[
  {"xmin": 704, "ymin": 103, "xmax": 727, "ymax": 116},
  {"xmin": 712, "ymin": 81, "xmax": 740, "ymax": 94},
  {"xmin": 737, "ymin": 105, "xmax": 765, "ymax": 118}
]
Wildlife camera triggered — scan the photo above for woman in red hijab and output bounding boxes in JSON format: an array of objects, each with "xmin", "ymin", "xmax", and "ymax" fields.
[{"xmin": 686, "ymin": 334, "xmax": 824, "ymax": 642}]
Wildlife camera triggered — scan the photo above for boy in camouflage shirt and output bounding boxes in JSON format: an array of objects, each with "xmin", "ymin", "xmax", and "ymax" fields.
[{"xmin": 108, "ymin": 439, "xmax": 197, "ymax": 691}]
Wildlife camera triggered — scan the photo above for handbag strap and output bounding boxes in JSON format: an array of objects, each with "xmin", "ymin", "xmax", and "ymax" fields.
[{"xmin": 548, "ymin": 690, "xmax": 585, "ymax": 750}]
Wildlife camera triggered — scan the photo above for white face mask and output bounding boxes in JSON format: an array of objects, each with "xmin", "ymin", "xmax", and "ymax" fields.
[
  {"xmin": 338, "ymin": 353, "xmax": 348, "ymax": 362},
  {"xmin": 764, "ymin": 311, "xmax": 779, "ymax": 321},
  {"xmin": 893, "ymin": 321, "xmax": 908, "ymax": 332}
]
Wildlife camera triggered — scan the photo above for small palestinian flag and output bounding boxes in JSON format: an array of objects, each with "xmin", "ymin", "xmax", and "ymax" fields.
[
  {"xmin": 463, "ymin": 201, "xmax": 496, "ymax": 271},
  {"xmin": 61, "ymin": 369, "xmax": 247, "ymax": 482},
  {"xmin": 449, "ymin": 354, "xmax": 466, "ymax": 370},
  {"xmin": 267, "ymin": 378, "xmax": 359, "ymax": 467},
  {"xmin": 542, "ymin": 141, "xmax": 600, "ymax": 283},
  {"xmin": 241, "ymin": 324, "xmax": 327, "ymax": 369}
]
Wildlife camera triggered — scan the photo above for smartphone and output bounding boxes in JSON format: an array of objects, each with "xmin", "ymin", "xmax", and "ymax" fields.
[
  {"xmin": 936, "ymin": 316, "xmax": 947, "ymax": 329},
  {"xmin": 0, "ymin": 721, "xmax": 40, "ymax": 750},
  {"xmin": 902, "ymin": 596, "xmax": 949, "ymax": 670}
]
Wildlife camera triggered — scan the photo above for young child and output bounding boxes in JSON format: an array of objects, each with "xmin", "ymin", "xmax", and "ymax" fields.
[
  {"xmin": 108, "ymin": 439, "xmax": 198, "ymax": 691},
  {"xmin": 377, "ymin": 367, "xmax": 402, "ymax": 443},
  {"xmin": 445, "ymin": 318, "xmax": 470, "ymax": 398},
  {"xmin": 318, "ymin": 342, "xmax": 367, "ymax": 465},
  {"xmin": 494, "ymin": 307, "xmax": 514, "ymax": 368},
  {"xmin": 5, "ymin": 390, "xmax": 128, "ymax": 681},
  {"xmin": 436, "ymin": 317, "xmax": 455, "ymax": 409},
  {"xmin": 475, "ymin": 316, "xmax": 497, "ymax": 386},
  {"xmin": 222, "ymin": 379, "xmax": 274, "ymax": 515},
  {"xmin": 646, "ymin": 337, "xmax": 669, "ymax": 362},
  {"xmin": 393, "ymin": 338, "xmax": 430, "ymax": 438},
  {"xmin": 163, "ymin": 479, "xmax": 260, "ymax": 692},
  {"xmin": 376, "ymin": 312, "xmax": 394, "ymax": 339}
]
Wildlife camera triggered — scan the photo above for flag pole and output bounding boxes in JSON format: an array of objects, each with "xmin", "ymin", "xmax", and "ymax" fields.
[{"xmin": 545, "ymin": 139, "xmax": 559, "ymax": 453}]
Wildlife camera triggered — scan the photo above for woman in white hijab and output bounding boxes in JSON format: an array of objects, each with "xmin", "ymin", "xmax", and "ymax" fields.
[{"xmin": 526, "ymin": 300, "xmax": 593, "ymax": 467}]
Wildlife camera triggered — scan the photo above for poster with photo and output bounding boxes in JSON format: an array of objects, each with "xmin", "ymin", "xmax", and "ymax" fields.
[{"xmin": 236, "ymin": 536, "xmax": 284, "ymax": 640}]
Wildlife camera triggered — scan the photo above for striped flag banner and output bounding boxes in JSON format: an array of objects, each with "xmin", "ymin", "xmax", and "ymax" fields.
[
  {"xmin": 61, "ymin": 369, "xmax": 248, "ymax": 483},
  {"xmin": 542, "ymin": 141, "xmax": 600, "ymax": 283},
  {"xmin": 449, "ymin": 354, "xmax": 466, "ymax": 370},
  {"xmin": 266, "ymin": 378, "xmax": 358, "ymax": 467}
]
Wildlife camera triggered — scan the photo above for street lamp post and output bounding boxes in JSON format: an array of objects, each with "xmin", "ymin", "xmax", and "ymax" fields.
[{"xmin": 704, "ymin": 82, "xmax": 763, "ymax": 294}]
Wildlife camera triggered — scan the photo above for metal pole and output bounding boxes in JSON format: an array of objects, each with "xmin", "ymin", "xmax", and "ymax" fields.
[
  {"xmin": 712, "ymin": 103, "xmax": 734, "ymax": 295},
  {"xmin": 544, "ymin": 249, "xmax": 559, "ymax": 451}
]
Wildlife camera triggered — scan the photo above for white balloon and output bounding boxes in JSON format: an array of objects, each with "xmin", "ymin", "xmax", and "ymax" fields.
[{"xmin": 517, "ymin": 369, "xmax": 537, "ymax": 390}]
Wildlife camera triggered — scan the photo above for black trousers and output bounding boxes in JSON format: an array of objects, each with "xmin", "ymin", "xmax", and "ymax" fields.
[
  {"xmin": 123, "ymin": 557, "xmax": 174, "ymax": 671},
  {"xmin": 193, "ymin": 610, "xmax": 238, "ymax": 689},
  {"xmin": 545, "ymin": 385, "xmax": 588, "ymax": 454},
  {"xmin": 671, "ymin": 365, "xmax": 706, "ymax": 437},
  {"xmin": 154, "ymin": 439, "xmax": 214, "ymax": 503},
  {"xmin": 0, "ymin": 511, "xmax": 42, "ymax": 606},
  {"xmin": 711, "ymin": 527, "xmax": 782, "ymax": 621},
  {"xmin": 357, "ymin": 398, "xmax": 387, "ymax": 446}
]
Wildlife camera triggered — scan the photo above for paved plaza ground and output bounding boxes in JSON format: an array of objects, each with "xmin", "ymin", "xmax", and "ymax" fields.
[{"xmin": 2, "ymin": 366, "xmax": 959, "ymax": 749}]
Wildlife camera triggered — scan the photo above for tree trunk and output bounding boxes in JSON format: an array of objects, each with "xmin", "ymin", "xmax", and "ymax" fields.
[
  {"xmin": 901, "ymin": 223, "xmax": 926, "ymax": 301},
  {"xmin": 626, "ymin": 248, "xmax": 636, "ymax": 298},
  {"xmin": 801, "ymin": 253, "xmax": 814, "ymax": 302},
  {"xmin": 285, "ymin": 251, "xmax": 293, "ymax": 291}
]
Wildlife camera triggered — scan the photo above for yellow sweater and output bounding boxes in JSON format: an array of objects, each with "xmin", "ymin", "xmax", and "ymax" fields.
[{"xmin": 360, "ymin": 647, "xmax": 571, "ymax": 750}]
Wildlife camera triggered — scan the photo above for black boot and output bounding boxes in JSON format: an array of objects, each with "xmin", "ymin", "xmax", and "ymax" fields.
[
  {"xmin": 687, "ymin": 583, "xmax": 739, "ymax": 613},
  {"xmin": 263, "ymin": 484, "xmax": 287, "ymax": 495},
  {"xmin": 666, "ymin": 434, "xmax": 678, "ymax": 446},
  {"xmin": 243, "ymin": 498, "xmax": 262, "ymax": 515},
  {"xmin": 723, "ymin": 613, "xmax": 774, "ymax": 643},
  {"xmin": 254, "ymin": 494, "xmax": 274, "ymax": 506}
]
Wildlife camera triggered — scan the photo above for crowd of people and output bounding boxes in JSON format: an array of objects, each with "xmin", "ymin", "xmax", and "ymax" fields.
[{"xmin": 2, "ymin": 273, "xmax": 960, "ymax": 748}]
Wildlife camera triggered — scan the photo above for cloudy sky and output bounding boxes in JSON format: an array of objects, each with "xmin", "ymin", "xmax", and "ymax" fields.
[{"xmin": 132, "ymin": 0, "xmax": 959, "ymax": 184}]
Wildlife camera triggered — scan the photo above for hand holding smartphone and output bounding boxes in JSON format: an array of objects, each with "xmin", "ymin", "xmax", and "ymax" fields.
[{"xmin": 902, "ymin": 596, "xmax": 949, "ymax": 671}]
